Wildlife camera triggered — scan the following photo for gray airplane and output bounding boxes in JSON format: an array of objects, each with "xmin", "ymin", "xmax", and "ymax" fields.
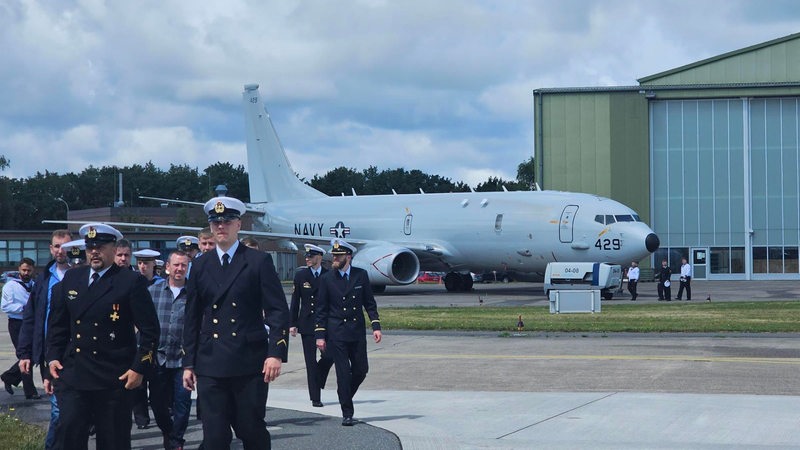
[{"xmin": 49, "ymin": 84, "xmax": 659, "ymax": 292}]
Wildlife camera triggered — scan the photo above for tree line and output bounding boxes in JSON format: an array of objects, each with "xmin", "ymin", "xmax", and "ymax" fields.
[{"xmin": 0, "ymin": 156, "xmax": 535, "ymax": 230}]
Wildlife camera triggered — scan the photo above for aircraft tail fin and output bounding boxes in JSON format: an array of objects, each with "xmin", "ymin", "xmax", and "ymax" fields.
[{"xmin": 243, "ymin": 84, "xmax": 326, "ymax": 203}]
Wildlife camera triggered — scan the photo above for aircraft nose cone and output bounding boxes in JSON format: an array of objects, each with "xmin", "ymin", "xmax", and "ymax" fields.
[{"xmin": 645, "ymin": 233, "xmax": 660, "ymax": 253}]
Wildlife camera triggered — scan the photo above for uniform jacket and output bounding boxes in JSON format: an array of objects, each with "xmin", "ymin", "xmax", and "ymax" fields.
[
  {"xmin": 18, "ymin": 260, "xmax": 59, "ymax": 362},
  {"xmin": 657, "ymin": 266, "xmax": 672, "ymax": 283},
  {"xmin": 182, "ymin": 245, "xmax": 290, "ymax": 378},
  {"xmin": 290, "ymin": 266, "xmax": 327, "ymax": 335},
  {"xmin": 314, "ymin": 266, "xmax": 380, "ymax": 343},
  {"xmin": 45, "ymin": 264, "xmax": 160, "ymax": 390}
]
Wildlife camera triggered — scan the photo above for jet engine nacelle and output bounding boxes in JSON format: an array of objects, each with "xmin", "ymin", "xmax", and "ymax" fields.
[{"xmin": 352, "ymin": 245, "xmax": 420, "ymax": 285}]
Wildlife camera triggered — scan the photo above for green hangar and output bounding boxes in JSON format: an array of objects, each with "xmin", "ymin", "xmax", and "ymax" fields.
[{"xmin": 534, "ymin": 32, "xmax": 800, "ymax": 280}]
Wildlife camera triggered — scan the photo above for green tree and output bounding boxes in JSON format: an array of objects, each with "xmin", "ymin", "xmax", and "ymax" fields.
[
  {"xmin": 309, "ymin": 167, "xmax": 365, "ymax": 196},
  {"xmin": 516, "ymin": 157, "xmax": 536, "ymax": 190},
  {"xmin": 205, "ymin": 162, "xmax": 250, "ymax": 201}
]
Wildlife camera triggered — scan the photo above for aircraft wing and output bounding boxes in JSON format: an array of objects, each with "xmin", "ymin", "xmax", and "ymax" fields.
[{"xmin": 41, "ymin": 219, "xmax": 454, "ymax": 275}]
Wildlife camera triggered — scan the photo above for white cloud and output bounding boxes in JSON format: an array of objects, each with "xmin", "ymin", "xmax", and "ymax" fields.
[{"xmin": 1, "ymin": 0, "xmax": 799, "ymax": 190}]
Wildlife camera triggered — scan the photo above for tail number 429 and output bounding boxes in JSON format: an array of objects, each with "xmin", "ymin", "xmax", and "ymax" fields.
[{"xmin": 595, "ymin": 238, "xmax": 621, "ymax": 250}]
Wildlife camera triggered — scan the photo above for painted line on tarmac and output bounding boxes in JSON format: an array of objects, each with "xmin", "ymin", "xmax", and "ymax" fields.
[{"xmin": 369, "ymin": 353, "xmax": 800, "ymax": 365}]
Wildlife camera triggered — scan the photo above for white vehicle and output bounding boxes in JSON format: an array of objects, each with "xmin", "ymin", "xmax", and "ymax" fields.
[
  {"xmin": 47, "ymin": 84, "xmax": 659, "ymax": 292},
  {"xmin": 543, "ymin": 262, "xmax": 623, "ymax": 300}
]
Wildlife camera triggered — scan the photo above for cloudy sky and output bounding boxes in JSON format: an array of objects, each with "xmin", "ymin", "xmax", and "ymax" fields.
[{"xmin": 1, "ymin": 0, "xmax": 799, "ymax": 187}]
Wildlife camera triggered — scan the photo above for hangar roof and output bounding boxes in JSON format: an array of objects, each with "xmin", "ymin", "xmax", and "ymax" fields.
[{"xmin": 638, "ymin": 32, "xmax": 800, "ymax": 85}]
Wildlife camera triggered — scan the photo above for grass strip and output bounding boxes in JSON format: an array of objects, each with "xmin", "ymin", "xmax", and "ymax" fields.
[
  {"xmin": 378, "ymin": 301, "xmax": 800, "ymax": 333},
  {"xmin": 0, "ymin": 410, "xmax": 45, "ymax": 450}
]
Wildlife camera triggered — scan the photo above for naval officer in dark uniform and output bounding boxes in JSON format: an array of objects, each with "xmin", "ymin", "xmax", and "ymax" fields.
[
  {"xmin": 315, "ymin": 239, "xmax": 382, "ymax": 426},
  {"xmin": 290, "ymin": 244, "xmax": 334, "ymax": 407},
  {"xmin": 46, "ymin": 223, "xmax": 160, "ymax": 450},
  {"xmin": 182, "ymin": 196, "xmax": 290, "ymax": 450}
]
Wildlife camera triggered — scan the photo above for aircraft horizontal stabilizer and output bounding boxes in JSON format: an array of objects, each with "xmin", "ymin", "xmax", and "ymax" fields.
[
  {"xmin": 139, "ymin": 196, "xmax": 265, "ymax": 215},
  {"xmin": 42, "ymin": 220, "xmax": 202, "ymax": 232}
]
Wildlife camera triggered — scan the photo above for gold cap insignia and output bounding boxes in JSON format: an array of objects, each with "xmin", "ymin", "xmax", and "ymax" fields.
[
  {"xmin": 183, "ymin": 238, "xmax": 192, "ymax": 246},
  {"xmin": 71, "ymin": 247, "xmax": 80, "ymax": 256},
  {"xmin": 214, "ymin": 201, "xmax": 225, "ymax": 214},
  {"xmin": 87, "ymin": 227, "xmax": 97, "ymax": 238},
  {"xmin": 333, "ymin": 241, "xmax": 340, "ymax": 249}
]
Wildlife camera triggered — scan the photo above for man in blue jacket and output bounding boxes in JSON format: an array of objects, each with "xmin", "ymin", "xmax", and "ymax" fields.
[{"xmin": 18, "ymin": 229, "xmax": 72, "ymax": 450}]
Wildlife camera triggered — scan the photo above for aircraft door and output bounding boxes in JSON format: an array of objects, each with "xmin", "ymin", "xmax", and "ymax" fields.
[{"xmin": 559, "ymin": 205, "xmax": 579, "ymax": 243}]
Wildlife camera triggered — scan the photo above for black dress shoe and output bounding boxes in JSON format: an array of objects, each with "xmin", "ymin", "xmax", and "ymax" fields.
[
  {"xmin": 137, "ymin": 424, "xmax": 149, "ymax": 430},
  {"xmin": 3, "ymin": 383, "xmax": 13, "ymax": 395},
  {"xmin": 25, "ymin": 393, "xmax": 41, "ymax": 400},
  {"xmin": 312, "ymin": 401, "xmax": 324, "ymax": 407},
  {"xmin": 341, "ymin": 417, "xmax": 355, "ymax": 426}
]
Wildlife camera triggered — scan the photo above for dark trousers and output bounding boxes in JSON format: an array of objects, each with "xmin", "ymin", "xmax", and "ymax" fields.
[
  {"xmin": 54, "ymin": 385, "xmax": 132, "ymax": 450},
  {"xmin": 677, "ymin": 277, "xmax": 691, "ymax": 299},
  {"xmin": 627, "ymin": 280, "xmax": 638, "ymax": 299},
  {"xmin": 197, "ymin": 373, "xmax": 270, "ymax": 450},
  {"xmin": 657, "ymin": 282, "xmax": 671, "ymax": 300},
  {"xmin": 2, "ymin": 318, "xmax": 37, "ymax": 397},
  {"xmin": 300, "ymin": 333, "xmax": 334, "ymax": 402},
  {"xmin": 131, "ymin": 374, "xmax": 151, "ymax": 427},
  {"xmin": 150, "ymin": 365, "xmax": 192, "ymax": 448},
  {"xmin": 329, "ymin": 338, "xmax": 369, "ymax": 418}
]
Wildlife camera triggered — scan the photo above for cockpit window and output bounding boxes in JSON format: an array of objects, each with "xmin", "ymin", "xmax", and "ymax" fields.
[
  {"xmin": 633, "ymin": 215, "xmax": 641, "ymax": 222},
  {"xmin": 615, "ymin": 215, "xmax": 635, "ymax": 222},
  {"xmin": 595, "ymin": 215, "xmax": 605, "ymax": 225},
  {"xmin": 605, "ymin": 215, "xmax": 616, "ymax": 224}
]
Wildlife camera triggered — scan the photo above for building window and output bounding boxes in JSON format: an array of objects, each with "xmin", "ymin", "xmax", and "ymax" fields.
[{"xmin": 711, "ymin": 246, "xmax": 746, "ymax": 274}]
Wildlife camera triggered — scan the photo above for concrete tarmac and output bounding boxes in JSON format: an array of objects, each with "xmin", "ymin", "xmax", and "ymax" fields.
[{"xmin": 1, "ymin": 279, "xmax": 799, "ymax": 449}]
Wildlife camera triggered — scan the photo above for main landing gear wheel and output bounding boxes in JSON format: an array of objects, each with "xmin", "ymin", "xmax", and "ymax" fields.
[{"xmin": 444, "ymin": 272, "xmax": 473, "ymax": 292}]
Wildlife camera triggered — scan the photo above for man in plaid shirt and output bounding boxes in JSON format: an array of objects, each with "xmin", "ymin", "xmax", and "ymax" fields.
[{"xmin": 147, "ymin": 251, "xmax": 192, "ymax": 450}]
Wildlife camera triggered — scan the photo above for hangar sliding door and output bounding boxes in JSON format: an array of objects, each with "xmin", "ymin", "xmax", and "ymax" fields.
[{"xmin": 650, "ymin": 98, "xmax": 800, "ymax": 280}]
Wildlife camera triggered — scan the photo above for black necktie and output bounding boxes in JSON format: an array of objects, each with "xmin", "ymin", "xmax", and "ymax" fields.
[
  {"xmin": 90, "ymin": 272, "xmax": 99, "ymax": 286},
  {"xmin": 222, "ymin": 254, "xmax": 230, "ymax": 270},
  {"xmin": 314, "ymin": 270, "xmax": 319, "ymax": 278}
]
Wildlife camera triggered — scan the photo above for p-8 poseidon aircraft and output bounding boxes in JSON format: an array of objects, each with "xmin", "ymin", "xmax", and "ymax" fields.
[
  {"xmin": 50, "ymin": 84, "xmax": 660, "ymax": 292},
  {"xmin": 237, "ymin": 84, "xmax": 658, "ymax": 292}
]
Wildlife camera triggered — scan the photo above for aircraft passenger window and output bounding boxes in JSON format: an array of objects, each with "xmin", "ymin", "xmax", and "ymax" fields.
[
  {"xmin": 605, "ymin": 215, "xmax": 616, "ymax": 224},
  {"xmin": 495, "ymin": 214, "xmax": 503, "ymax": 232},
  {"xmin": 615, "ymin": 215, "xmax": 634, "ymax": 222},
  {"xmin": 595, "ymin": 215, "xmax": 605, "ymax": 224}
]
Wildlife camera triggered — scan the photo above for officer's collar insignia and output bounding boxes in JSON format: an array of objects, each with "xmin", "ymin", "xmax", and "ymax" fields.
[
  {"xmin": 87, "ymin": 227, "xmax": 97, "ymax": 238},
  {"xmin": 67, "ymin": 290, "xmax": 78, "ymax": 300},
  {"xmin": 214, "ymin": 201, "xmax": 225, "ymax": 214}
]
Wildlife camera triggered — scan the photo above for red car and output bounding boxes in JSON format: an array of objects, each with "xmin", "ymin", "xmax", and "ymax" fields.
[{"xmin": 417, "ymin": 272, "xmax": 442, "ymax": 283}]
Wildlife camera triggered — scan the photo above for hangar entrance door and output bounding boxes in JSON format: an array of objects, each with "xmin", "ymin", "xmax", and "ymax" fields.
[{"xmin": 691, "ymin": 248, "xmax": 707, "ymax": 280}]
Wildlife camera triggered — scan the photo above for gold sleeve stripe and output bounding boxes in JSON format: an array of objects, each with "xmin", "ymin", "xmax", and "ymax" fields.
[
  {"xmin": 276, "ymin": 339, "xmax": 287, "ymax": 347},
  {"xmin": 315, "ymin": 327, "xmax": 326, "ymax": 332},
  {"xmin": 371, "ymin": 319, "xmax": 381, "ymax": 323}
]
